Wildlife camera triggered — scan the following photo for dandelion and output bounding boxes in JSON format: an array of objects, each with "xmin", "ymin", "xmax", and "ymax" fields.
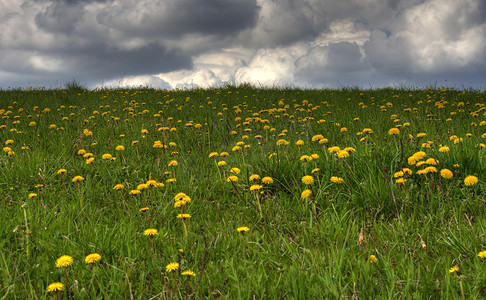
[
  {"xmin": 249, "ymin": 174, "xmax": 260, "ymax": 181},
  {"xmin": 129, "ymin": 190, "xmax": 141, "ymax": 195},
  {"xmin": 276, "ymin": 139, "xmax": 290, "ymax": 146},
  {"xmin": 181, "ymin": 270, "xmax": 196, "ymax": 276},
  {"xmin": 209, "ymin": 152, "xmax": 219, "ymax": 158},
  {"xmin": 330, "ymin": 176, "xmax": 344, "ymax": 184},
  {"xmin": 144, "ymin": 228, "xmax": 158, "ymax": 236},
  {"xmin": 139, "ymin": 207, "xmax": 149, "ymax": 212},
  {"xmin": 478, "ymin": 251, "xmax": 486, "ymax": 258},
  {"xmin": 301, "ymin": 189, "xmax": 312, "ymax": 199},
  {"xmin": 115, "ymin": 145, "xmax": 125, "ymax": 151},
  {"xmin": 168, "ymin": 160, "xmax": 178, "ymax": 167},
  {"xmin": 250, "ymin": 184, "xmax": 262, "ymax": 191},
  {"xmin": 72, "ymin": 175, "xmax": 84, "ymax": 182},
  {"xmin": 56, "ymin": 255, "xmax": 73, "ymax": 268},
  {"xmin": 262, "ymin": 177, "xmax": 273, "ymax": 184},
  {"xmin": 237, "ymin": 226, "xmax": 250, "ymax": 232},
  {"xmin": 102, "ymin": 153, "xmax": 112, "ymax": 160},
  {"xmin": 47, "ymin": 282, "xmax": 65, "ymax": 292},
  {"xmin": 311, "ymin": 168, "xmax": 319, "ymax": 173},
  {"xmin": 302, "ymin": 175, "xmax": 314, "ymax": 185},
  {"xmin": 296, "ymin": 140, "xmax": 304, "ymax": 146},
  {"xmin": 85, "ymin": 253, "xmax": 101, "ymax": 264},
  {"xmin": 336, "ymin": 150, "xmax": 349, "ymax": 158},
  {"xmin": 439, "ymin": 146, "xmax": 450, "ymax": 153},
  {"xmin": 440, "ymin": 169, "xmax": 453, "ymax": 179},
  {"xmin": 388, "ymin": 128, "xmax": 400, "ymax": 135},
  {"xmin": 177, "ymin": 214, "xmax": 191, "ymax": 219},
  {"xmin": 369, "ymin": 255, "xmax": 377, "ymax": 263},
  {"xmin": 300, "ymin": 155, "xmax": 312, "ymax": 162},
  {"xmin": 449, "ymin": 265, "xmax": 459, "ymax": 273},
  {"xmin": 464, "ymin": 175, "xmax": 479, "ymax": 186},
  {"xmin": 28, "ymin": 193, "xmax": 37, "ymax": 199},
  {"xmin": 217, "ymin": 161, "xmax": 227, "ymax": 167},
  {"xmin": 57, "ymin": 168, "xmax": 67, "ymax": 175},
  {"xmin": 230, "ymin": 167, "xmax": 241, "ymax": 174},
  {"xmin": 227, "ymin": 175, "xmax": 238, "ymax": 182},
  {"xmin": 166, "ymin": 262, "xmax": 179, "ymax": 272}
]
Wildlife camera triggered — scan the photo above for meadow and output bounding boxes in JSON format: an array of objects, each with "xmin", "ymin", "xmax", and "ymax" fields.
[{"xmin": 1, "ymin": 84, "xmax": 486, "ymax": 299}]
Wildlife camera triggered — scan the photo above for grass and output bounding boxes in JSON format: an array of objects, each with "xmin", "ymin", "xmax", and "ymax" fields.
[{"xmin": 0, "ymin": 85, "xmax": 486, "ymax": 299}]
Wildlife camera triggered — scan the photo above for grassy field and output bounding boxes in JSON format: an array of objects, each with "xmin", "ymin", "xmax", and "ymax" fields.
[{"xmin": 1, "ymin": 85, "xmax": 486, "ymax": 299}]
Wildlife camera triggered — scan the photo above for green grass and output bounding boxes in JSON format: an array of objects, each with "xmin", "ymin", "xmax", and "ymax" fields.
[{"xmin": 1, "ymin": 85, "xmax": 486, "ymax": 299}]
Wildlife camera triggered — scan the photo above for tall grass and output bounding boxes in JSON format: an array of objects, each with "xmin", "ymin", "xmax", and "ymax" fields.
[{"xmin": 0, "ymin": 85, "xmax": 485, "ymax": 298}]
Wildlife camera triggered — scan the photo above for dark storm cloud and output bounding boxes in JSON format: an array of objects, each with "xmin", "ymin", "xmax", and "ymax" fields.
[{"xmin": 95, "ymin": 0, "xmax": 260, "ymax": 38}]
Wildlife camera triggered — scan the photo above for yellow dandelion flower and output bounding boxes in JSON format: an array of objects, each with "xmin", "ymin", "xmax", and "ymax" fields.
[
  {"xmin": 439, "ymin": 146, "xmax": 450, "ymax": 153},
  {"xmin": 300, "ymin": 155, "xmax": 312, "ymax": 162},
  {"xmin": 301, "ymin": 189, "xmax": 312, "ymax": 199},
  {"xmin": 72, "ymin": 175, "xmax": 84, "ymax": 182},
  {"xmin": 166, "ymin": 262, "xmax": 179, "ymax": 272},
  {"xmin": 177, "ymin": 213, "xmax": 191, "ymax": 219},
  {"xmin": 440, "ymin": 169, "xmax": 453, "ymax": 179},
  {"xmin": 139, "ymin": 207, "xmax": 149, "ymax": 212},
  {"xmin": 237, "ymin": 226, "xmax": 250, "ymax": 232},
  {"xmin": 276, "ymin": 139, "xmax": 290, "ymax": 146},
  {"xmin": 85, "ymin": 253, "xmax": 101, "ymax": 264},
  {"xmin": 220, "ymin": 152, "xmax": 229, "ymax": 157},
  {"xmin": 449, "ymin": 265, "xmax": 459, "ymax": 273},
  {"xmin": 330, "ymin": 176, "xmax": 344, "ymax": 184},
  {"xmin": 129, "ymin": 190, "xmax": 141, "ymax": 195},
  {"xmin": 181, "ymin": 270, "xmax": 196, "ymax": 276},
  {"xmin": 302, "ymin": 175, "xmax": 314, "ymax": 185},
  {"xmin": 369, "ymin": 255, "xmax": 377, "ymax": 263},
  {"xmin": 168, "ymin": 160, "xmax": 178, "ymax": 167},
  {"xmin": 102, "ymin": 153, "xmax": 112, "ymax": 160},
  {"xmin": 230, "ymin": 167, "xmax": 241, "ymax": 174},
  {"xmin": 262, "ymin": 177, "xmax": 273, "ymax": 184},
  {"xmin": 249, "ymin": 174, "xmax": 261, "ymax": 181},
  {"xmin": 296, "ymin": 140, "xmax": 304, "ymax": 146},
  {"xmin": 250, "ymin": 184, "xmax": 262, "ymax": 191},
  {"xmin": 47, "ymin": 282, "xmax": 65, "ymax": 293},
  {"xmin": 336, "ymin": 150, "xmax": 349, "ymax": 158},
  {"xmin": 227, "ymin": 175, "xmax": 238, "ymax": 182},
  {"xmin": 209, "ymin": 152, "xmax": 219, "ymax": 158},
  {"xmin": 311, "ymin": 168, "xmax": 319, "ymax": 173},
  {"xmin": 28, "ymin": 193, "xmax": 37, "ymax": 199},
  {"xmin": 388, "ymin": 128, "xmax": 400, "ymax": 135},
  {"xmin": 56, "ymin": 255, "xmax": 73, "ymax": 268},
  {"xmin": 464, "ymin": 175, "xmax": 478, "ymax": 186},
  {"xmin": 115, "ymin": 145, "xmax": 125, "ymax": 151},
  {"xmin": 217, "ymin": 161, "xmax": 227, "ymax": 167},
  {"xmin": 478, "ymin": 251, "xmax": 486, "ymax": 258},
  {"xmin": 143, "ymin": 228, "xmax": 158, "ymax": 236},
  {"xmin": 57, "ymin": 168, "xmax": 67, "ymax": 175}
]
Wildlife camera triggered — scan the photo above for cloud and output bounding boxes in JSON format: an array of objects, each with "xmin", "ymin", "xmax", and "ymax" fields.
[{"xmin": 1, "ymin": 0, "xmax": 485, "ymax": 89}]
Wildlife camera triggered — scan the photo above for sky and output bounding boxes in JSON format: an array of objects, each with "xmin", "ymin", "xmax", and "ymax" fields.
[{"xmin": 1, "ymin": 0, "xmax": 485, "ymax": 90}]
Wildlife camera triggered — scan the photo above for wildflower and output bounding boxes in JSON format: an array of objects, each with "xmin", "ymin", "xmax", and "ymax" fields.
[
  {"xmin": 449, "ymin": 265, "xmax": 459, "ymax": 273},
  {"xmin": 209, "ymin": 152, "xmax": 219, "ymax": 158},
  {"xmin": 143, "ymin": 228, "xmax": 158, "ymax": 236},
  {"xmin": 181, "ymin": 270, "xmax": 196, "ymax": 276},
  {"xmin": 47, "ymin": 282, "xmax": 65, "ymax": 292},
  {"xmin": 115, "ymin": 145, "xmax": 125, "ymax": 151},
  {"xmin": 440, "ymin": 169, "xmax": 453, "ymax": 179},
  {"xmin": 72, "ymin": 176, "xmax": 84, "ymax": 182},
  {"xmin": 129, "ymin": 190, "xmax": 141, "ymax": 195},
  {"xmin": 230, "ymin": 167, "xmax": 241, "ymax": 174},
  {"xmin": 56, "ymin": 255, "xmax": 73, "ymax": 268},
  {"xmin": 137, "ymin": 184, "xmax": 148, "ymax": 190},
  {"xmin": 217, "ymin": 161, "xmax": 227, "ymax": 167},
  {"xmin": 302, "ymin": 175, "xmax": 314, "ymax": 185},
  {"xmin": 226, "ymin": 175, "xmax": 239, "ymax": 183},
  {"xmin": 301, "ymin": 189, "xmax": 312, "ymax": 199},
  {"xmin": 388, "ymin": 128, "xmax": 400, "ymax": 135},
  {"xmin": 328, "ymin": 146, "xmax": 340, "ymax": 153},
  {"xmin": 177, "ymin": 214, "xmax": 191, "ymax": 219},
  {"xmin": 330, "ymin": 176, "xmax": 344, "ymax": 184},
  {"xmin": 396, "ymin": 178, "xmax": 406, "ymax": 184},
  {"xmin": 296, "ymin": 140, "xmax": 304, "ymax": 146},
  {"xmin": 478, "ymin": 251, "xmax": 486, "ymax": 258},
  {"xmin": 237, "ymin": 227, "xmax": 250, "ymax": 232},
  {"xmin": 232, "ymin": 145, "xmax": 241, "ymax": 151},
  {"xmin": 250, "ymin": 184, "xmax": 262, "ymax": 191},
  {"xmin": 394, "ymin": 171, "xmax": 404, "ymax": 178},
  {"xmin": 464, "ymin": 175, "xmax": 479, "ymax": 186},
  {"xmin": 86, "ymin": 157, "xmax": 95, "ymax": 164},
  {"xmin": 166, "ymin": 178, "xmax": 176, "ymax": 183},
  {"xmin": 220, "ymin": 152, "xmax": 229, "ymax": 157},
  {"xmin": 369, "ymin": 255, "xmax": 377, "ymax": 263},
  {"xmin": 300, "ymin": 155, "xmax": 312, "ymax": 162},
  {"xmin": 139, "ymin": 207, "xmax": 149, "ymax": 212},
  {"xmin": 311, "ymin": 168, "xmax": 320, "ymax": 173},
  {"xmin": 425, "ymin": 158, "xmax": 438, "ymax": 165},
  {"xmin": 337, "ymin": 150, "xmax": 349, "ymax": 158},
  {"xmin": 276, "ymin": 139, "xmax": 290, "ymax": 146},
  {"xmin": 57, "ymin": 169, "xmax": 67, "ymax": 175},
  {"xmin": 85, "ymin": 253, "xmax": 101, "ymax": 264},
  {"xmin": 77, "ymin": 149, "xmax": 86, "ymax": 155},
  {"xmin": 168, "ymin": 160, "xmax": 178, "ymax": 167},
  {"xmin": 312, "ymin": 134, "xmax": 324, "ymax": 141},
  {"xmin": 249, "ymin": 174, "xmax": 261, "ymax": 181},
  {"xmin": 146, "ymin": 180, "xmax": 157, "ymax": 186},
  {"xmin": 102, "ymin": 153, "xmax": 112, "ymax": 160},
  {"xmin": 29, "ymin": 193, "xmax": 37, "ymax": 199},
  {"xmin": 439, "ymin": 146, "xmax": 450, "ymax": 153},
  {"xmin": 262, "ymin": 177, "xmax": 273, "ymax": 184},
  {"xmin": 166, "ymin": 262, "xmax": 179, "ymax": 272}
]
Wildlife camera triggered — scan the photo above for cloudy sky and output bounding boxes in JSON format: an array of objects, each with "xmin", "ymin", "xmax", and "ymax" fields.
[{"xmin": 1, "ymin": 0, "xmax": 485, "ymax": 90}]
